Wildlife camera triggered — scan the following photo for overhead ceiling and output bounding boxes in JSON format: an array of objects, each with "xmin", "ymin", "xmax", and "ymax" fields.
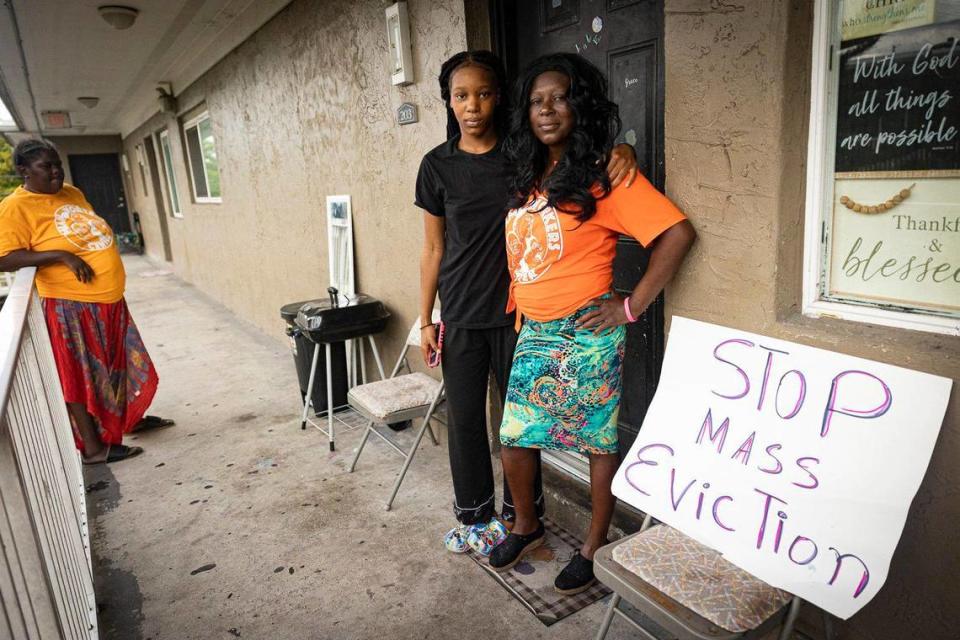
[{"xmin": 0, "ymin": 0, "xmax": 293, "ymax": 139}]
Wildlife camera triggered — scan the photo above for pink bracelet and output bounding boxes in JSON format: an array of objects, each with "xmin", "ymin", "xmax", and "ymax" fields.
[{"xmin": 624, "ymin": 296, "xmax": 638, "ymax": 323}]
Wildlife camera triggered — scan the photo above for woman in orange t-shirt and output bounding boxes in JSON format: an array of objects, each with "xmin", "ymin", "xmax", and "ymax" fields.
[
  {"xmin": 0, "ymin": 139, "xmax": 170, "ymax": 463},
  {"xmin": 488, "ymin": 54, "xmax": 696, "ymax": 594}
]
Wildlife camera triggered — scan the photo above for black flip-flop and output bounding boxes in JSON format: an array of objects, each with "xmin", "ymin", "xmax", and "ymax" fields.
[
  {"xmin": 132, "ymin": 415, "xmax": 176, "ymax": 432},
  {"xmin": 83, "ymin": 444, "xmax": 144, "ymax": 465}
]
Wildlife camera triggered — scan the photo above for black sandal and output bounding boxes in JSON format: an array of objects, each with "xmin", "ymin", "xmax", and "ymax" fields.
[
  {"xmin": 83, "ymin": 444, "xmax": 144, "ymax": 465},
  {"xmin": 554, "ymin": 551, "xmax": 596, "ymax": 595},
  {"xmin": 489, "ymin": 521, "xmax": 545, "ymax": 572},
  {"xmin": 132, "ymin": 415, "xmax": 176, "ymax": 433}
]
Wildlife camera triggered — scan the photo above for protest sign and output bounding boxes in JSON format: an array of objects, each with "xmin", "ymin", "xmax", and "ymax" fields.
[{"xmin": 611, "ymin": 317, "xmax": 952, "ymax": 619}]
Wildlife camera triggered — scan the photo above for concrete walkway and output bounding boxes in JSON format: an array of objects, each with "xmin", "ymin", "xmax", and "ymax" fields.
[{"xmin": 84, "ymin": 256, "xmax": 640, "ymax": 640}]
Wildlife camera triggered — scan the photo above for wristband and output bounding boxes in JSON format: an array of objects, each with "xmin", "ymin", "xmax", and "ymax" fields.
[
  {"xmin": 420, "ymin": 322, "xmax": 434, "ymax": 330},
  {"xmin": 623, "ymin": 296, "xmax": 638, "ymax": 323}
]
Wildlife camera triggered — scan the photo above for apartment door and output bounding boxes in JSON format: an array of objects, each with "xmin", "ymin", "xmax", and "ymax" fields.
[
  {"xmin": 494, "ymin": 0, "xmax": 666, "ymax": 471},
  {"xmin": 67, "ymin": 153, "xmax": 131, "ymax": 233}
]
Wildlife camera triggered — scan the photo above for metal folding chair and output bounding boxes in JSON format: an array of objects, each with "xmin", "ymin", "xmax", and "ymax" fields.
[
  {"xmin": 347, "ymin": 312, "xmax": 444, "ymax": 510},
  {"xmin": 593, "ymin": 514, "xmax": 834, "ymax": 640}
]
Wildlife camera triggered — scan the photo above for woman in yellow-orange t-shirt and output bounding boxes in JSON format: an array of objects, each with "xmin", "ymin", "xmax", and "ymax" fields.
[{"xmin": 0, "ymin": 139, "xmax": 170, "ymax": 463}]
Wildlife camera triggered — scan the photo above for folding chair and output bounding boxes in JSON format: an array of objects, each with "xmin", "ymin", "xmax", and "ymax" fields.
[
  {"xmin": 347, "ymin": 312, "xmax": 444, "ymax": 510},
  {"xmin": 593, "ymin": 514, "xmax": 835, "ymax": 640}
]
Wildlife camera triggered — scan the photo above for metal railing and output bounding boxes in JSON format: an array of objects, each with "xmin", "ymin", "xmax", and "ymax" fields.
[{"xmin": 0, "ymin": 267, "xmax": 98, "ymax": 639}]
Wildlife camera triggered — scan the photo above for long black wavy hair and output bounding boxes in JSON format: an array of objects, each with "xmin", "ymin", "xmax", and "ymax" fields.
[
  {"xmin": 504, "ymin": 53, "xmax": 620, "ymax": 221},
  {"xmin": 438, "ymin": 50, "xmax": 510, "ymax": 140}
]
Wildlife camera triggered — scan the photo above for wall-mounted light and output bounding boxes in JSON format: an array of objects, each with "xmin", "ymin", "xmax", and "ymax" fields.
[
  {"xmin": 156, "ymin": 82, "xmax": 177, "ymax": 113},
  {"xmin": 121, "ymin": 153, "xmax": 130, "ymax": 172},
  {"xmin": 98, "ymin": 5, "xmax": 139, "ymax": 30},
  {"xmin": 385, "ymin": 2, "xmax": 414, "ymax": 86}
]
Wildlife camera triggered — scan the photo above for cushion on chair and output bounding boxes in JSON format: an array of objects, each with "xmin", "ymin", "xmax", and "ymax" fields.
[
  {"xmin": 347, "ymin": 372, "xmax": 441, "ymax": 421},
  {"xmin": 612, "ymin": 526, "xmax": 792, "ymax": 633}
]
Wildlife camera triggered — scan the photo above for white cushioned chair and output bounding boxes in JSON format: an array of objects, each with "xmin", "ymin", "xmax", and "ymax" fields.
[
  {"xmin": 347, "ymin": 312, "xmax": 444, "ymax": 510},
  {"xmin": 593, "ymin": 514, "xmax": 832, "ymax": 640}
]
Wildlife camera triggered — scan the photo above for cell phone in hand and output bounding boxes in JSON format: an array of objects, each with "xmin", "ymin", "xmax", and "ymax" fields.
[{"xmin": 427, "ymin": 321, "xmax": 445, "ymax": 368}]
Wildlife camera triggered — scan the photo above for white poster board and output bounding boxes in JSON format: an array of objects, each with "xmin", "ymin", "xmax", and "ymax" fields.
[{"xmin": 611, "ymin": 317, "xmax": 952, "ymax": 619}]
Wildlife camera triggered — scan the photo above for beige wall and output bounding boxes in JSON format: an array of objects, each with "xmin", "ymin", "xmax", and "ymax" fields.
[
  {"xmin": 663, "ymin": 2, "xmax": 959, "ymax": 638},
  {"xmin": 122, "ymin": 0, "xmax": 467, "ymax": 369}
]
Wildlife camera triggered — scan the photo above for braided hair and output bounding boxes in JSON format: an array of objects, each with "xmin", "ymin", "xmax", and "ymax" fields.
[
  {"xmin": 13, "ymin": 138, "xmax": 59, "ymax": 171},
  {"xmin": 438, "ymin": 50, "xmax": 510, "ymax": 140}
]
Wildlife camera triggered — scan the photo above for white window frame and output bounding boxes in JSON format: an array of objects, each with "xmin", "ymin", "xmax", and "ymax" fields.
[
  {"xmin": 182, "ymin": 111, "xmax": 222, "ymax": 204},
  {"xmin": 157, "ymin": 129, "xmax": 183, "ymax": 218},
  {"xmin": 801, "ymin": 0, "xmax": 960, "ymax": 336}
]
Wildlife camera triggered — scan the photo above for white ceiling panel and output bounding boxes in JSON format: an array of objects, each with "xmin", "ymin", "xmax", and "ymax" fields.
[{"xmin": 0, "ymin": 0, "xmax": 293, "ymax": 137}]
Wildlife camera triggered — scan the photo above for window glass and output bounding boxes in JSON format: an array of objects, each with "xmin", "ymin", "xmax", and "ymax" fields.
[
  {"xmin": 813, "ymin": 0, "xmax": 960, "ymax": 325},
  {"xmin": 197, "ymin": 117, "xmax": 221, "ymax": 198},
  {"xmin": 184, "ymin": 124, "xmax": 208, "ymax": 199},
  {"xmin": 159, "ymin": 131, "xmax": 181, "ymax": 215}
]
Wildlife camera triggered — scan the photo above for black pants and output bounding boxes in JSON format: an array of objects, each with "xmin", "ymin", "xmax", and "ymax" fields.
[{"xmin": 442, "ymin": 324, "xmax": 544, "ymax": 525}]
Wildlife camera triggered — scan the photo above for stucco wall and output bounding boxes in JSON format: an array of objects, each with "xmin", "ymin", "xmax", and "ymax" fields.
[
  {"xmin": 121, "ymin": 0, "xmax": 467, "ymax": 369},
  {"xmin": 663, "ymin": 2, "xmax": 959, "ymax": 638}
]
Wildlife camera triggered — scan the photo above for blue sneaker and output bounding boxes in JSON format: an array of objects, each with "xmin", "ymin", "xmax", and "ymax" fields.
[
  {"xmin": 444, "ymin": 522, "xmax": 486, "ymax": 553},
  {"xmin": 466, "ymin": 519, "xmax": 509, "ymax": 557}
]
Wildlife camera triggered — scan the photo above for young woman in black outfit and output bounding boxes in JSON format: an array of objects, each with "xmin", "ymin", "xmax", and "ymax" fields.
[{"xmin": 416, "ymin": 51, "xmax": 638, "ymax": 553}]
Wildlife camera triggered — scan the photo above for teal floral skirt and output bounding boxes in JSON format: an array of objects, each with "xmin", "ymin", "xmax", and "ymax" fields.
[{"xmin": 499, "ymin": 304, "xmax": 625, "ymax": 455}]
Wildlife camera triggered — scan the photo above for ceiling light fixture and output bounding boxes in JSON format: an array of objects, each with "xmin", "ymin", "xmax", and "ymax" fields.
[
  {"xmin": 98, "ymin": 5, "xmax": 139, "ymax": 30},
  {"xmin": 77, "ymin": 96, "xmax": 100, "ymax": 109}
]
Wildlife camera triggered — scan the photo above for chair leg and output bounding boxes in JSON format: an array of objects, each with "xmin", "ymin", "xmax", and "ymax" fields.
[
  {"xmin": 425, "ymin": 419, "xmax": 439, "ymax": 446},
  {"xmin": 348, "ymin": 421, "xmax": 375, "ymax": 473},
  {"xmin": 778, "ymin": 597, "xmax": 803, "ymax": 640},
  {"xmin": 595, "ymin": 593, "xmax": 621, "ymax": 640},
  {"xmin": 368, "ymin": 335, "xmax": 386, "ymax": 380},
  {"xmin": 300, "ymin": 343, "xmax": 321, "ymax": 429},
  {"xmin": 640, "ymin": 513, "xmax": 653, "ymax": 532},
  {"xmin": 384, "ymin": 413, "xmax": 435, "ymax": 511}
]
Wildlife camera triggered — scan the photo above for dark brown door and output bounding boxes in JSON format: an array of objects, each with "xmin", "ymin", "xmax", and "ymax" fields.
[
  {"xmin": 494, "ymin": 0, "xmax": 666, "ymax": 458},
  {"xmin": 67, "ymin": 153, "xmax": 131, "ymax": 233}
]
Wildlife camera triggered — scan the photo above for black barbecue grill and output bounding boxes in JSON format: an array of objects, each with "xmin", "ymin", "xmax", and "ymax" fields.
[
  {"xmin": 295, "ymin": 292, "xmax": 390, "ymax": 344},
  {"xmin": 294, "ymin": 288, "xmax": 391, "ymax": 450}
]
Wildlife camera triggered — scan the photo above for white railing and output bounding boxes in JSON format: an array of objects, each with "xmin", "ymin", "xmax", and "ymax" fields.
[{"xmin": 0, "ymin": 267, "xmax": 98, "ymax": 639}]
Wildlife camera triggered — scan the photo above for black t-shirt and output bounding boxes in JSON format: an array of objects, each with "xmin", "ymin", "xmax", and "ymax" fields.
[{"xmin": 415, "ymin": 136, "xmax": 514, "ymax": 328}]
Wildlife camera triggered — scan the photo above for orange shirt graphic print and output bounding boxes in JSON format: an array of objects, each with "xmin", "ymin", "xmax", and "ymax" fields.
[
  {"xmin": 506, "ymin": 196, "xmax": 563, "ymax": 284},
  {"xmin": 54, "ymin": 205, "xmax": 113, "ymax": 251}
]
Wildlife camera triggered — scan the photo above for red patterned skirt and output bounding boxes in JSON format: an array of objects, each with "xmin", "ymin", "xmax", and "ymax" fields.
[{"xmin": 43, "ymin": 297, "xmax": 159, "ymax": 451}]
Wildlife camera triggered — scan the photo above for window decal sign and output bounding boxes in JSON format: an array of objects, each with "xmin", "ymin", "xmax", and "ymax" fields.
[{"xmin": 612, "ymin": 317, "xmax": 952, "ymax": 619}]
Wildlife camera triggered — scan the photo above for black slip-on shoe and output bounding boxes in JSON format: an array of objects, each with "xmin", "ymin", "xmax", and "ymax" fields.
[
  {"xmin": 488, "ymin": 521, "xmax": 545, "ymax": 572},
  {"xmin": 554, "ymin": 552, "xmax": 596, "ymax": 595}
]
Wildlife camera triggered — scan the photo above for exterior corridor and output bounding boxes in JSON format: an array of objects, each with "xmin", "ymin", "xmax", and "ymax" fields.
[{"xmin": 82, "ymin": 255, "xmax": 638, "ymax": 640}]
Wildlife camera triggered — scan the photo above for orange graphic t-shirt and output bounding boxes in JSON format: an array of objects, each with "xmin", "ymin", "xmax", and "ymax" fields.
[
  {"xmin": 0, "ymin": 185, "xmax": 126, "ymax": 303},
  {"xmin": 505, "ymin": 175, "xmax": 686, "ymax": 323}
]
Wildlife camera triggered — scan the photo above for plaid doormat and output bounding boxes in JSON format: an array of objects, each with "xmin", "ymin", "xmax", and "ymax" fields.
[{"xmin": 468, "ymin": 518, "xmax": 611, "ymax": 626}]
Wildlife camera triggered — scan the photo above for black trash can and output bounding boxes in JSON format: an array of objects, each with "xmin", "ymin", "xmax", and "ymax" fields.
[{"xmin": 280, "ymin": 300, "xmax": 349, "ymax": 415}]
